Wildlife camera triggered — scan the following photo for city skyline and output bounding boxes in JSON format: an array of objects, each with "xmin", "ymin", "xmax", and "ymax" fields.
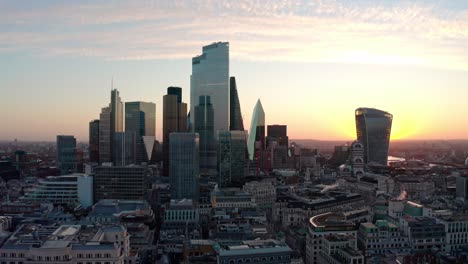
[{"xmin": 1, "ymin": 0, "xmax": 468, "ymax": 142}]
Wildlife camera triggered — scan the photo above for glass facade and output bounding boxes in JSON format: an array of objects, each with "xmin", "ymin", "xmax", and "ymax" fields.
[
  {"xmin": 218, "ymin": 131, "xmax": 246, "ymax": 187},
  {"xmin": 194, "ymin": 96, "xmax": 217, "ymax": 175},
  {"xmin": 248, "ymin": 99, "xmax": 265, "ymax": 160},
  {"xmin": 229, "ymin": 76, "xmax": 244, "ymax": 131},
  {"xmin": 125, "ymin": 101, "xmax": 156, "ymax": 163},
  {"xmin": 355, "ymin": 108, "xmax": 393, "ymax": 165},
  {"xmin": 169, "ymin": 133, "xmax": 199, "ymax": 200},
  {"xmin": 163, "ymin": 87, "xmax": 188, "ymax": 176},
  {"xmin": 94, "ymin": 166, "xmax": 148, "ymax": 201},
  {"xmin": 110, "ymin": 89, "xmax": 123, "ymax": 163},
  {"xmin": 191, "ymin": 42, "xmax": 230, "ymax": 132},
  {"xmin": 98, "ymin": 106, "xmax": 111, "ymax": 163},
  {"xmin": 88, "ymin": 119, "xmax": 100, "ymax": 163},
  {"xmin": 56, "ymin": 135, "xmax": 77, "ymax": 175},
  {"xmin": 112, "ymin": 131, "xmax": 136, "ymax": 166}
]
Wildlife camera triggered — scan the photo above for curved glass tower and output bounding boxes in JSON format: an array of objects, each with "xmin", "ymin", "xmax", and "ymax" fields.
[
  {"xmin": 355, "ymin": 107, "xmax": 393, "ymax": 165},
  {"xmin": 248, "ymin": 99, "xmax": 265, "ymax": 160}
]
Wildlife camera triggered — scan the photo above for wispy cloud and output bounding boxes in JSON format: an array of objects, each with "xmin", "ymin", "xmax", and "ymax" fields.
[{"xmin": 1, "ymin": 0, "xmax": 467, "ymax": 70}]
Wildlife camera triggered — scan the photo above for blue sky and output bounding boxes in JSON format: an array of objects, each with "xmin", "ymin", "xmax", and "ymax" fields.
[{"xmin": 1, "ymin": 0, "xmax": 468, "ymax": 141}]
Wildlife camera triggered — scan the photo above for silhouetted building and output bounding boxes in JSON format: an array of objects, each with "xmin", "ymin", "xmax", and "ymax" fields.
[
  {"xmin": 56, "ymin": 135, "xmax": 77, "ymax": 175},
  {"xmin": 218, "ymin": 131, "xmax": 247, "ymax": 187},
  {"xmin": 113, "ymin": 132, "xmax": 136, "ymax": 166},
  {"xmin": 163, "ymin": 87, "xmax": 188, "ymax": 176},
  {"xmin": 89, "ymin": 119, "xmax": 100, "ymax": 163},
  {"xmin": 229, "ymin": 77, "xmax": 244, "ymax": 131},
  {"xmin": 94, "ymin": 165, "xmax": 148, "ymax": 201},
  {"xmin": 191, "ymin": 42, "xmax": 229, "ymax": 131},
  {"xmin": 456, "ymin": 175, "xmax": 468, "ymax": 200},
  {"xmin": 125, "ymin": 101, "xmax": 156, "ymax": 163},
  {"xmin": 99, "ymin": 106, "xmax": 111, "ymax": 163},
  {"xmin": 169, "ymin": 133, "xmax": 199, "ymax": 200},
  {"xmin": 0, "ymin": 161, "xmax": 20, "ymax": 181},
  {"xmin": 194, "ymin": 95, "xmax": 217, "ymax": 175},
  {"xmin": 355, "ymin": 107, "xmax": 393, "ymax": 165},
  {"xmin": 267, "ymin": 125, "xmax": 288, "ymax": 147}
]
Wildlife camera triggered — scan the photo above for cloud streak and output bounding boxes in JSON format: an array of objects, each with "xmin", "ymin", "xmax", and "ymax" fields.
[{"xmin": 1, "ymin": 0, "xmax": 467, "ymax": 70}]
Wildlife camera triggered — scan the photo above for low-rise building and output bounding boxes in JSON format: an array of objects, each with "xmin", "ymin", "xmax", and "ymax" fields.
[
  {"xmin": 216, "ymin": 239, "xmax": 293, "ymax": 264},
  {"xmin": 243, "ymin": 180, "xmax": 276, "ymax": 209},
  {"xmin": 358, "ymin": 220, "xmax": 410, "ymax": 258},
  {"xmin": 318, "ymin": 233, "xmax": 364, "ymax": 264}
]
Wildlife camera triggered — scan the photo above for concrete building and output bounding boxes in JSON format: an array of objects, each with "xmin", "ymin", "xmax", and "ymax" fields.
[
  {"xmin": 436, "ymin": 214, "xmax": 468, "ymax": 253},
  {"xmin": 163, "ymin": 199, "xmax": 199, "ymax": 230},
  {"xmin": 358, "ymin": 220, "xmax": 410, "ymax": 258},
  {"xmin": 318, "ymin": 233, "xmax": 364, "ymax": 264},
  {"xmin": 401, "ymin": 216, "xmax": 445, "ymax": 253},
  {"xmin": 94, "ymin": 165, "xmax": 148, "ymax": 201},
  {"xmin": 306, "ymin": 212, "xmax": 357, "ymax": 264},
  {"xmin": 21, "ymin": 173, "xmax": 93, "ymax": 207},
  {"xmin": 395, "ymin": 175, "xmax": 435, "ymax": 201},
  {"xmin": 243, "ymin": 180, "xmax": 276, "ymax": 209},
  {"xmin": 216, "ymin": 239, "xmax": 293, "ymax": 264}
]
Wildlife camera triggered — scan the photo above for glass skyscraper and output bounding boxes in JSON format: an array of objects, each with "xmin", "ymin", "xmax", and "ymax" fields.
[
  {"xmin": 248, "ymin": 99, "xmax": 265, "ymax": 160},
  {"xmin": 169, "ymin": 133, "xmax": 199, "ymax": 200},
  {"xmin": 191, "ymin": 42, "xmax": 229, "ymax": 132},
  {"xmin": 99, "ymin": 106, "xmax": 111, "ymax": 163},
  {"xmin": 194, "ymin": 96, "xmax": 217, "ymax": 175},
  {"xmin": 110, "ymin": 89, "xmax": 123, "ymax": 163},
  {"xmin": 229, "ymin": 76, "xmax": 244, "ymax": 131},
  {"xmin": 355, "ymin": 107, "xmax": 393, "ymax": 165},
  {"xmin": 89, "ymin": 119, "xmax": 100, "ymax": 163},
  {"xmin": 113, "ymin": 131, "xmax": 136, "ymax": 166},
  {"xmin": 125, "ymin": 101, "xmax": 156, "ymax": 163},
  {"xmin": 56, "ymin": 135, "xmax": 77, "ymax": 175},
  {"xmin": 218, "ymin": 131, "xmax": 246, "ymax": 187},
  {"xmin": 163, "ymin": 87, "xmax": 188, "ymax": 176}
]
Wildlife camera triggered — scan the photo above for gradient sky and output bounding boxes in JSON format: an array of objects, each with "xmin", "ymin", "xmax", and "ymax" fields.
[{"xmin": 1, "ymin": 0, "xmax": 468, "ymax": 142}]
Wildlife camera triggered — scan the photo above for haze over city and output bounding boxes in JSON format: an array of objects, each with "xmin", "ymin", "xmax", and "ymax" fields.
[{"xmin": 1, "ymin": 0, "xmax": 468, "ymax": 141}]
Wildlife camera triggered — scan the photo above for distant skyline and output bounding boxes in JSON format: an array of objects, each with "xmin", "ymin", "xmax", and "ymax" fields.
[{"xmin": 1, "ymin": 0, "xmax": 468, "ymax": 142}]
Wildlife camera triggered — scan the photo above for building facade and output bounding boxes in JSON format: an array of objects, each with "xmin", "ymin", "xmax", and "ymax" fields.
[
  {"xmin": 125, "ymin": 101, "xmax": 156, "ymax": 164},
  {"xmin": 56, "ymin": 135, "xmax": 77, "ymax": 175},
  {"xmin": 229, "ymin": 76, "xmax": 244, "ymax": 131},
  {"xmin": 89, "ymin": 119, "xmax": 100, "ymax": 163},
  {"xmin": 94, "ymin": 165, "xmax": 148, "ymax": 201},
  {"xmin": 169, "ymin": 133, "xmax": 200, "ymax": 200},
  {"xmin": 113, "ymin": 132, "xmax": 136, "ymax": 166},
  {"xmin": 190, "ymin": 42, "xmax": 230, "ymax": 132},
  {"xmin": 194, "ymin": 95, "xmax": 217, "ymax": 176},
  {"xmin": 248, "ymin": 99, "xmax": 265, "ymax": 160},
  {"xmin": 218, "ymin": 130, "xmax": 246, "ymax": 187},
  {"xmin": 355, "ymin": 108, "xmax": 392, "ymax": 165}
]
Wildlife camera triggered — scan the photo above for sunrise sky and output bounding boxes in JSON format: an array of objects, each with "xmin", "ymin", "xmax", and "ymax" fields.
[{"xmin": 1, "ymin": 0, "xmax": 468, "ymax": 142}]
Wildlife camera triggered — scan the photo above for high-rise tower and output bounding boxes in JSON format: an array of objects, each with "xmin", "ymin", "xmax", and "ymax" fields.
[
  {"xmin": 194, "ymin": 95, "xmax": 217, "ymax": 175},
  {"xmin": 99, "ymin": 106, "xmax": 111, "ymax": 163},
  {"xmin": 248, "ymin": 99, "xmax": 265, "ymax": 160},
  {"xmin": 89, "ymin": 119, "xmax": 100, "ymax": 163},
  {"xmin": 56, "ymin": 135, "xmax": 77, "ymax": 175},
  {"xmin": 355, "ymin": 107, "xmax": 393, "ymax": 165},
  {"xmin": 229, "ymin": 77, "xmax": 244, "ymax": 131},
  {"xmin": 190, "ymin": 42, "xmax": 229, "ymax": 132},
  {"xmin": 163, "ymin": 87, "xmax": 188, "ymax": 176},
  {"xmin": 110, "ymin": 89, "xmax": 123, "ymax": 163},
  {"xmin": 125, "ymin": 101, "xmax": 156, "ymax": 163}
]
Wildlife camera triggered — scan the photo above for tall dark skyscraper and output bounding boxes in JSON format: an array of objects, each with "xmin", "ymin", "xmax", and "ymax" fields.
[
  {"xmin": 89, "ymin": 120, "xmax": 100, "ymax": 163},
  {"xmin": 194, "ymin": 95, "xmax": 217, "ymax": 175},
  {"xmin": 110, "ymin": 89, "xmax": 123, "ymax": 163},
  {"xmin": 267, "ymin": 125, "xmax": 288, "ymax": 148},
  {"xmin": 125, "ymin": 101, "xmax": 156, "ymax": 163},
  {"xmin": 355, "ymin": 107, "xmax": 393, "ymax": 165},
  {"xmin": 169, "ymin": 133, "xmax": 199, "ymax": 200},
  {"xmin": 56, "ymin": 135, "xmax": 77, "ymax": 175},
  {"xmin": 229, "ymin": 77, "xmax": 244, "ymax": 131},
  {"xmin": 99, "ymin": 106, "xmax": 111, "ymax": 163},
  {"xmin": 163, "ymin": 87, "xmax": 188, "ymax": 176}
]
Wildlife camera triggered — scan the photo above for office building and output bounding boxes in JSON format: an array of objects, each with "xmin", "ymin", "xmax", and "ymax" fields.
[
  {"xmin": 191, "ymin": 42, "xmax": 230, "ymax": 131},
  {"xmin": 56, "ymin": 135, "xmax": 77, "ymax": 175},
  {"xmin": 358, "ymin": 220, "xmax": 410, "ymax": 257},
  {"xmin": 218, "ymin": 130, "xmax": 246, "ymax": 187},
  {"xmin": 436, "ymin": 214, "xmax": 468, "ymax": 253},
  {"xmin": 456, "ymin": 175, "xmax": 468, "ymax": 200},
  {"xmin": 267, "ymin": 125, "xmax": 288, "ymax": 148},
  {"xmin": 248, "ymin": 99, "xmax": 265, "ymax": 160},
  {"xmin": 125, "ymin": 101, "xmax": 156, "ymax": 163},
  {"xmin": 229, "ymin": 76, "xmax": 244, "ymax": 131},
  {"xmin": 194, "ymin": 96, "xmax": 217, "ymax": 175},
  {"xmin": 318, "ymin": 234, "xmax": 364, "ymax": 264},
  {"xmin": 99, "ymin": 106, "xmax": 111, "ymax": 163},
  {"xmin": 243, "ymin": 180, "xmax": 276, "ymax": 208},
  {"xmin": 112, "ymin": 132, "xmax": 136, "ymax": 166},
  {"xmin": 169, "ymin": 133, "xmax": 199, "ymax": 200},
  {"xmin": 215, "ymin": 239, "xmax": 293, "ymax": 264},
  {"xmin": 163, "ymin": 87, "xmax": 188, "ymax": 176},
  {"xmin": 21, "ymin": 174, "xmax": 93, "ymax": 208},
  {"xmin": 89, "ymin": 120, "xmax": 100, "ymax": 163},
  {"xmin": 349, "ymin": 141, "xmax": 365, "ymax": 177},
  {"xmin": 94, "ymin": 165, "xmax": 148, "ymax": 201},
  {"xmin": 110, "ymin": 89, "xmax": 124, "ymax": 163},
  {"xmin": 306, "ymin": 212, "xmax": 357, "ymax": 264},
  {"xmin": 355, "ymin": 107, "xmax": 393, "ymax": 165}
]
